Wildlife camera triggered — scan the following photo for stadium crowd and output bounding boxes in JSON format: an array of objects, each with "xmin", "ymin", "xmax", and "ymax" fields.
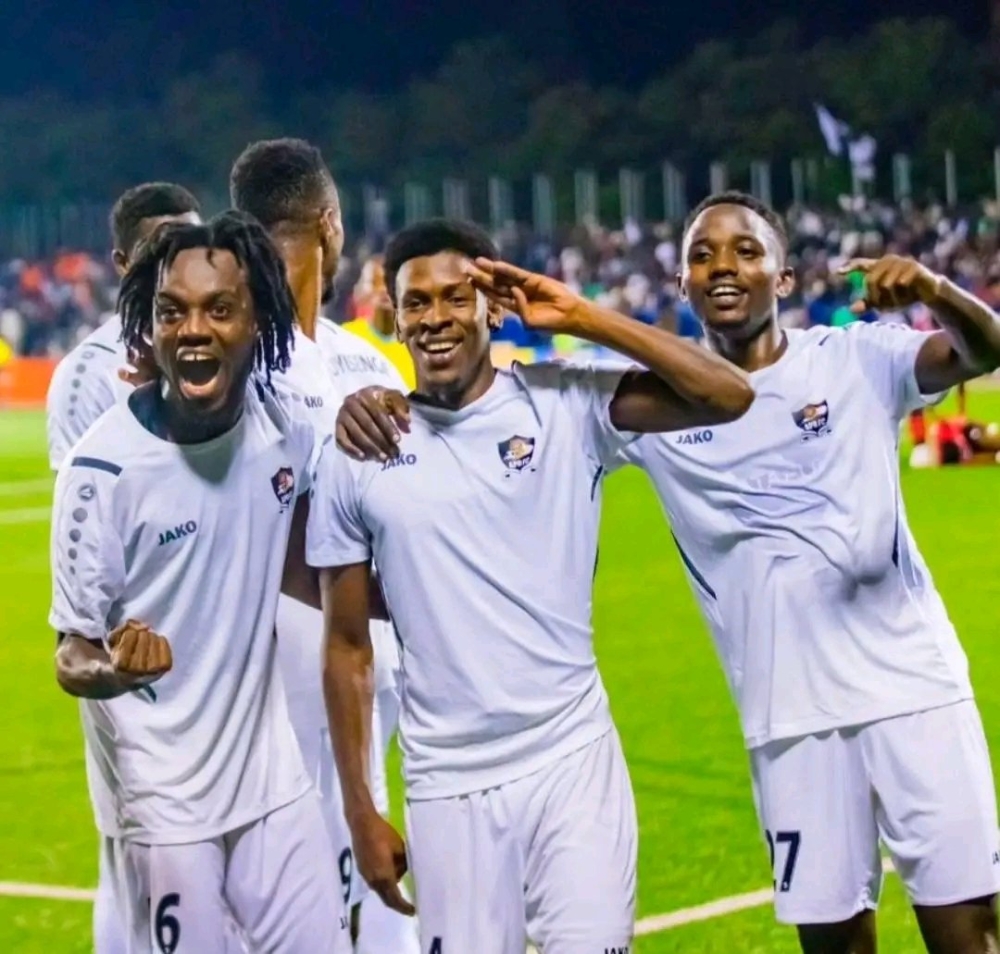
[{"xmin": 4, "ymin": 196, "xmax": 1000, "ymax": 358}]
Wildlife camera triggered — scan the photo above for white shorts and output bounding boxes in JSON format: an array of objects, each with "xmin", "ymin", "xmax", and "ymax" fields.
[
  {"xmin": 102, "ymin": 793, "xmax": 351, "ymax": 953},
  {"xmin": 276, "ymin": 598, "xmax": 401, "ymax": 911},
  {"xmin": 750, "ymin": 700, "xmax": 1000, "ymax": 925},
  {"xmin": 405, "ymin": 729, "xmax": 637, "ymax": 954}
]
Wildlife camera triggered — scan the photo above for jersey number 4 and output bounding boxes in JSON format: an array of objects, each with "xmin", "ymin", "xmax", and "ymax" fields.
[
  {"xmin": 429, "ymin": 939, "xmax": 443, "ymax": 954},
  {"xmin": 765, "ymin": 830, "xmax": 801, "ymax": 892}
]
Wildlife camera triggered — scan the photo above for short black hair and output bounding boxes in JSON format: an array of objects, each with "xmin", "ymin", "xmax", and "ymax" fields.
[
  {"xmin": 117, "ymin": 210, "xmax": 295, "ymax": 388},
  {"xmin": 229, "ymin": 138, "xmax": 339, "ymax": 230},
  {"xmin": 683, "ymin": 191, "xmax": 788, "ymax": 252},
  {"xmin": 384, "ymin": 219, "xmax": 498, "ymax": 304},
  {"xmin": 109, "ymin": 182, "xmax": 201, "ymax": 257}
]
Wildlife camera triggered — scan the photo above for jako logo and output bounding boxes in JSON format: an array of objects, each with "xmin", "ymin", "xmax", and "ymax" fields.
[
  {"xmin": 304, "ymin": 395, "xmax": 324, "ymax": 409},
  {"xmin": 158, "ymin": 521, "xmax": 197, "ymax": 546},
  {"xmin": 381, "ymin": 454, "xmax": 417, "ymax": 471},
  {"xmin": 676, "ymin": 430, "xmax": 713, "ymax": 445}
]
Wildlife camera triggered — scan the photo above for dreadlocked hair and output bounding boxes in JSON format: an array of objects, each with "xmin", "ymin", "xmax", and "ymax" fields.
[{"xmin": 117, "ymin": 210, "xmax": 295, "ymax": 388}]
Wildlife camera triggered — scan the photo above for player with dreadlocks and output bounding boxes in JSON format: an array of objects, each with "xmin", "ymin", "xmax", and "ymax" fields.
[
  {"xmin": 45, "ymin": 181, "xmax": 202, "ymax": 954},
  {"xmin": 49, "ymin": 210, "xmax": 351, "ymax": 952},
  {"xmin": 117, "ymin": 210, "xmax": 294, "ymax": 407}
]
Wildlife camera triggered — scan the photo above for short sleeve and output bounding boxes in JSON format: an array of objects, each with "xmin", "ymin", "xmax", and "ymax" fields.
[
  {"xmin": 849, "ymin": 322, "xmax": 946, "ymax": 421},
  {"xmin": 46, "ymin": 357, "xmax": 119, "ymax": 471},
  {"xmin": 306, "ymin": 436, "xmax": 372, "ymax": 568},
  {"xmin": 516, "ymin": 360, "xmax": 637, "ymax": 468},
  {"xmin": 48, "ymin": 461, "xmax": 125, "ymax": 643}
]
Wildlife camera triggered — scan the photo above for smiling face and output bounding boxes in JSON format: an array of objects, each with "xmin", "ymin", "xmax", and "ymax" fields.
[
  {"xmin": 152, "ymin": 247, "xmax": 258, "ymax": 418},
  {"xmin": 679, "ymin": 203, "xmax": 794, "ymax": 342},
  {"xmin": 395, "ymin": 250, "xmax": 498, "ymax": 406}
]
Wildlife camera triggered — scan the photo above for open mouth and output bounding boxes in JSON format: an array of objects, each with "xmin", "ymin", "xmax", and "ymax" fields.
[{"xmin": 176, "ymin": 353, "xmax": 222, "ymax": 392}]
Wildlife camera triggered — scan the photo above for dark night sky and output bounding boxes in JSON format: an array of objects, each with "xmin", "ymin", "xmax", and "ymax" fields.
[{"xmin": 0, "ymin": 0, "xmax": 986, "ymax": 100}]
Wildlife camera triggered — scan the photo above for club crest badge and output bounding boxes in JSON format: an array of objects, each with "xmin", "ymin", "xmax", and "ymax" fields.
[
  {"xmin": 271, "ymin": 466, "xmax": 295, "ymax": 511},
  {"xmin": 498, "ymin": 435, "xmax": 536, "ymax": 473},
  {"xmin": 792, "ymin": 401, "xmax": 832, "ymax": 441}
]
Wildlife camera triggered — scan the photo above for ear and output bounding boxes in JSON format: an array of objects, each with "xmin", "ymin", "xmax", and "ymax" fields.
[
  {"xmin": 675, "ymin": 271, "xmax": 688, "ymax": 302},
  {"xmin": 320, "ymin": 208, "xmax": 345, "ymax": 257},
  {"xmin": 776, "ymin": 265, "xmax": 796, "ymax": 300},
  {"xmin": 112, "ymin": 249, "xmax": 129, "ymax": 277},
  {"xmin": 486, "ymin": 297, "xmax": 504, "ymax": 331}
]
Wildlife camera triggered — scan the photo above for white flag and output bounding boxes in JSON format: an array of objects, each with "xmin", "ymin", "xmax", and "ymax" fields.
[
  {"xmin": 848, "ymin": 134, "xmax": 878, "ymax": 184},
  {"xmin": 814, "ymin": 103, "xmax": 851, "ymax": 156}
]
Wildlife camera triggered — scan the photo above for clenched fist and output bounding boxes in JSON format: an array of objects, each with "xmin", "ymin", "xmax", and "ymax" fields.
[{"xmin": 108, "ymin": 619, "xmax": 172, "ymax": 687}]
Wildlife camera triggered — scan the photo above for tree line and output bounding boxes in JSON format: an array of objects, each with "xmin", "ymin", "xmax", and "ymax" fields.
[{"xmin": 0, "ymin": 18, "xmax": 996, "ymax": 208}]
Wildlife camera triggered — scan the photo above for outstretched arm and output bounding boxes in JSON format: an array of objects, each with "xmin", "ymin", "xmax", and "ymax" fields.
[{"xmin": 467, "ymin": 259, "xmax": 754, "ymax": 432}]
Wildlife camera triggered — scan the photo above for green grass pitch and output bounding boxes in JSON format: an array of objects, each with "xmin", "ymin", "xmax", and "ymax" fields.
[{"xmin": 1, "ymin": 394, "xmax": 998, "ymax": 953}]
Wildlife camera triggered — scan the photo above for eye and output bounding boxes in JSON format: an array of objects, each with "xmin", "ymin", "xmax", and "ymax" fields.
[
  {"xmin": 737, "ymin": 245, "xmax": 760, "ymax": 259},
  {"xmin": 449, "ymin": 294, "xmax": 469, "ymax": 306},
  {"xmin": 156, "ymin": 303, "xmax": 180, "ymax": 321},
  {"xmin": 210, "ymin": 302, "xmax": 232, "ymax": 319},
  {"xmin": 689, "ymin": 249, "xmax": 711, "ymax": 264}
]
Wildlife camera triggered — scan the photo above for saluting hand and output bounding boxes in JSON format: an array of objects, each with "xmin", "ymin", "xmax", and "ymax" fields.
[{"xmin": 464, "ymin": 258, "xmax": 586, "ymax": 334}]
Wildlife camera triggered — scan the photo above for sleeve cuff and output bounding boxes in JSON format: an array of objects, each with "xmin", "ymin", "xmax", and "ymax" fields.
[
  {"xmin": 48, "ymin": 611, "xmax": 106, "ymax": 644},
  {"xmin": 306, "ymin": 541, "xmax": 371, "ymax": 569}
]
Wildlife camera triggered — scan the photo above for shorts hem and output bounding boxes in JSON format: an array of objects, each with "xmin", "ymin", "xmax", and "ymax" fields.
[
  {"xmin": 908, "ymin": 882, "xmax": 1000, "ymax": 908},
  {"xmin": 775, "ymin": 898, "xmax": 878, "ymax": 926}
]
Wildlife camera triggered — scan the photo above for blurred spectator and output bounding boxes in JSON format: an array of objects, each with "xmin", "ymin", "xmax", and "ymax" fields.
[{"xmin": 6, "ymin": 195, "xmax": 1000, "ymax": 359}]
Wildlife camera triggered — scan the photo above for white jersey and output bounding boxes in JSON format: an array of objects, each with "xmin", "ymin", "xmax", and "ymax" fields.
[
  {"xmin": 307, "ymin": 361, "xmax": 633, "ymax": 799},
  {"xmin": 314, "ymin": 316, "xmax": 405, "ymax": 398},
  {"xmin": 46, "ymin": 315, "xmax": 130, "ymax": 469},
  {"xmin": 272, "ymin": 324, "xmax": 404, "ymax": 731},
  {"xmin": 269, "ymin": 326, "xmax": 342, "ymax": 437},
  {"xmin": 620, "ymin": 324, "xmax": 971, "ymax": 748},
  {"xmin": 49, "ymin": 386, "xmax": 315, "ymax": 843}
]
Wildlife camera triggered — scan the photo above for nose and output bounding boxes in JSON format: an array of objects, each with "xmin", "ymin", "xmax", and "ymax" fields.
[
  {"xmin": 708, "ymin": 249, "xmax": 738, "ymax": 278},
  {"xmin": 177, "ymin": 308, "xmax": 213, "ymax": 342},
  {"xmin": 422, "ymin": 299, "xmax": 453, "ymax": 330}
]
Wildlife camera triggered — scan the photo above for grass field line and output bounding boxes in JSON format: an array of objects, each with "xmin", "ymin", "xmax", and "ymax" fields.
[
  {"xmin": 2, "ymin": 858, "xmax": 897, "ymax": 940},
  {"xmin": 0, "ymin": 478, "xmax": 52, "ymax": 496},
  {"xmin": 0, "ymin": 506, "xmax": 51, "ymax": 524},
  {"xmin": 0, "ymin": 881, "xmax": 95, "ymax": 902}
]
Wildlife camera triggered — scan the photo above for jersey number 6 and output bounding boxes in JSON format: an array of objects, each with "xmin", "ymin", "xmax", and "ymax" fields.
[{"xmin": 155, "ymin": 892, "xmax": 181, "ymax": 954}]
